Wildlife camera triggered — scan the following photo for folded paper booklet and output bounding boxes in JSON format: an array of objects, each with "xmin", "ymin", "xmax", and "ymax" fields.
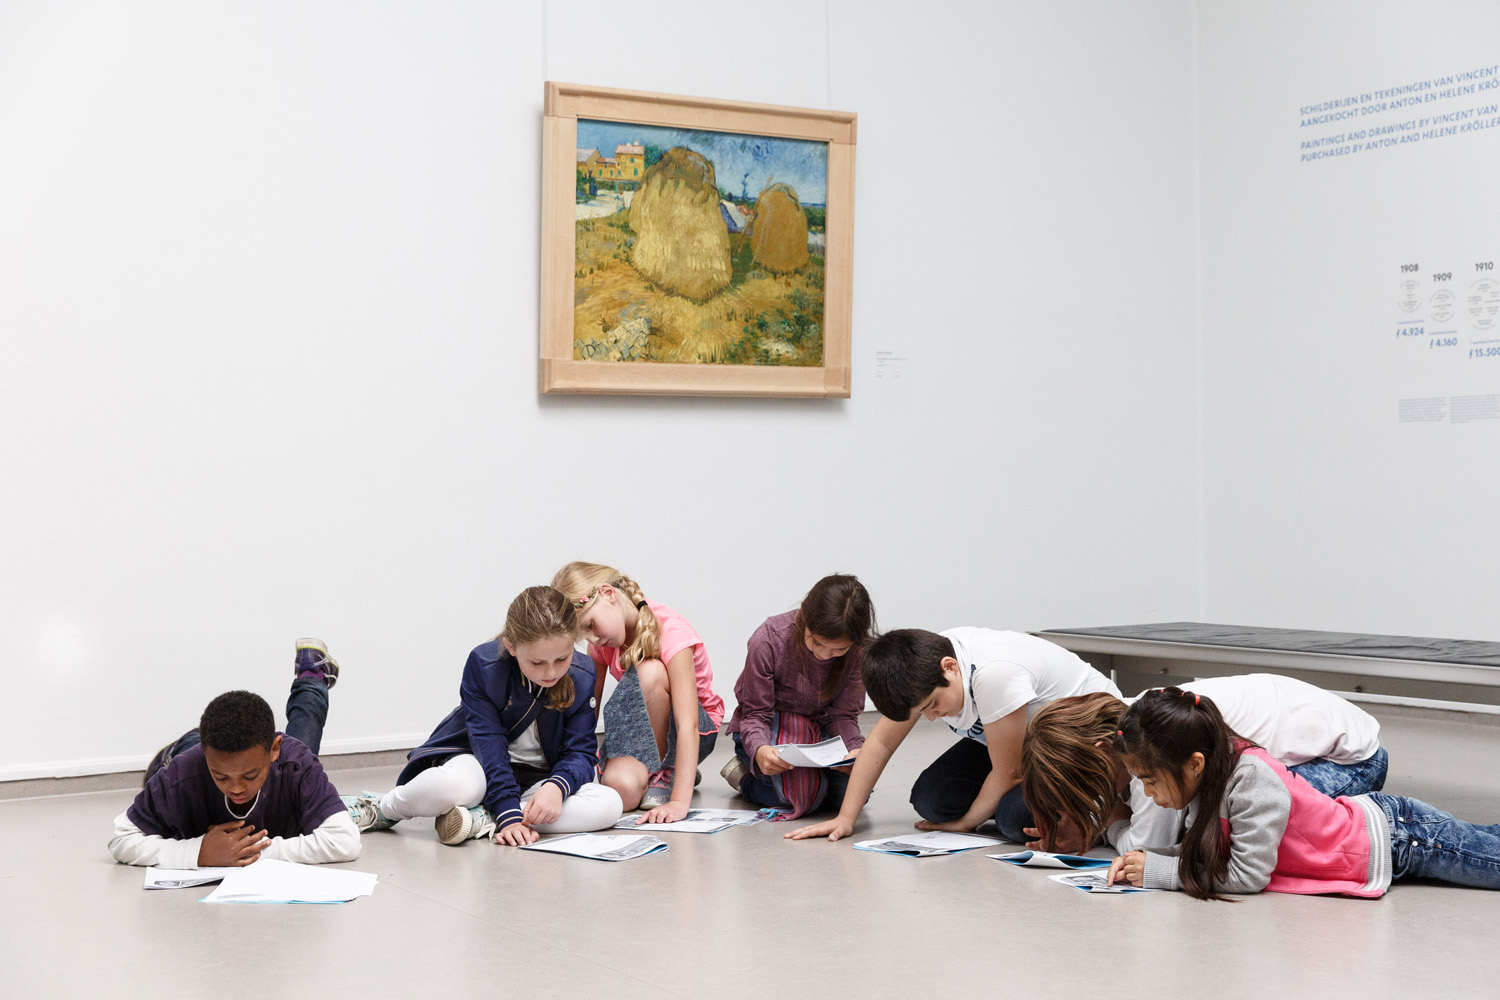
[
  {"xmin": 989, "ymin": 850, "xmax": 1112, "ymax": 869},
  {"xmin": 853, "ymin": 831, "xmax": 1001, "ymax": 857},
  {"xmin": 1047, "ymin": 872, "xmax": 1157, "ymax": 894},
  {"xmin": 520, "ymin": 832, "xmax": 668, "ymax": 861},
  {"xmin": 145, "ymin": 866, "xmax": 239, "ymax": 889},
  {"xmin": 613, "ymin": 808, "xmax": 764, "ymax": 834},
  {"xmin": 772, "ymin": 736, "xmax": 856, "ymax": 769},
  {"xmin": 200, "ymin": 859, "xmax": 378, "ymax": 904}
]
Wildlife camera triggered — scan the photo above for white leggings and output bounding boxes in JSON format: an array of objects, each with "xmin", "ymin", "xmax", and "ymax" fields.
[{"xmin": 378, "ymin": 753, "xmax": 623, "ymax": 833}]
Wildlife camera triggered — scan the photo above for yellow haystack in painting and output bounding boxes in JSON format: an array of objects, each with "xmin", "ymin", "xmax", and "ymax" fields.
[
  {"xmin": 628, "ymin": 146, "xmax": 732, "ymax": 301},
  {"xmin": 748, "ymin": 182, "xmax": 808, "ymax": 274}
]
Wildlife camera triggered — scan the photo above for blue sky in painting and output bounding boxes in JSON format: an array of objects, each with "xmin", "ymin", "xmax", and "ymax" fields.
[{"xmin": 578, "ymin": 119, "xmax": 827, "ymax": 205}]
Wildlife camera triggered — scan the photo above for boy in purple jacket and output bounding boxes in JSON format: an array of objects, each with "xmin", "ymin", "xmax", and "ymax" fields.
[{"xmin": 108, "ymin": 640, "xmax": 358, "ymax": 868}]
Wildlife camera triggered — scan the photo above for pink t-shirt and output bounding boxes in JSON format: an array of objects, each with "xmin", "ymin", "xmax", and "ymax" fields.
[{"xmin": 588, "ymin": 600, "xmax": 725, "ymax": 730}]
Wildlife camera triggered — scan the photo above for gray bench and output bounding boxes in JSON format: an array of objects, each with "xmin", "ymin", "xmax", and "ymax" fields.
[{"xmin": 1033, "ymin": 622, "xmax": 1500, "ymax": 707}]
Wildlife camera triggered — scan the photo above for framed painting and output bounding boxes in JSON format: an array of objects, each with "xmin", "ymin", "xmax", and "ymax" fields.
[{"xmin": 540, "ymin": 82, "xmax": 856, "ymax": 397}]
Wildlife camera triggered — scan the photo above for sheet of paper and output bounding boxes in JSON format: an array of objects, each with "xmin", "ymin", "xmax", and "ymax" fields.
[
  {"xmin": 200, "ymin": 858, "xmax": 378, "ymax": 903},
  {"xmin": 613, "ymin": 813, "xmax": 733, "ymax": 834},
  {"xmin": 772, "ymin": 736, "xmax": 855, "ymax": 769},
  {"xmin": 692, "ymin": 808, "xmax": 766, "ymax": 826},
  {"xmin": 145, "ymin": 866, "xmax": 238, "ymax": 889},
  {"xmin": 1047, "ymin": 872, "xmax": 1158, "ymax": 894},
  {"xmin": 853, "ymin": 831, "xmax": 1002, "ymax": 857},
  {"xmin": 613, "ymin": 808, "xmax": 763, "ymax": 833},
  {"xmin": 989, "ymin": 850, "xmax": 1112, "ymax": 870},
  {"xmin": 520, "ymin": 833, "xmax": 668, "ymax": 861}
]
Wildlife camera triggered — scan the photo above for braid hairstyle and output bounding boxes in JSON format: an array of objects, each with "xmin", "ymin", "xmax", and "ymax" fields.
[
  {"xmin": 1114, "ymin": 687, "xmax": 1256, "ymax": 901},
  {"xmin": 496, "ymin": 585, "xmax": 581, "ymax": 710},
  {"xmin": 1020, "ymin": 692, "xmax": 1128, "ymax": 852},
  {"xmin": 792, "ymin": 573, "xmax": 877, "ymax": 700},
  {"xmin": 551, "ymin": 561, "xmax": 662, "ymax": 672}
]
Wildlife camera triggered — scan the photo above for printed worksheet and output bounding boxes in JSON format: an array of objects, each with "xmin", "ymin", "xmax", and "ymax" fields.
[
  {"xmin": 520, "ymin": 833, "xmax": 669, "ymax": 861},
  {"xmin": 1047, "ymin": 872, "xmax": 1158, "ymax": 894},
  {"xmin": 853, "ymin": 831, "xmax": 1001, "ymax": 857},
  {"xmin": 144, "ymin": 867, "xmax": 238, "ymax": 889},
  {"xmin": 613, "ymin": 808, "xmax": 763, "ymax": 833},
  {"xmin": 773, "ymin": 736, "xmax": 856, "ymax": 769},
  {"xmin": 990, "ymin": 850, "xmax": 1112, "ymax": 870}
]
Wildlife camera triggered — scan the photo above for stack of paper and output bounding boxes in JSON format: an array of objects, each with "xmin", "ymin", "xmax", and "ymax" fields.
[
  {"xmin": 853, "ymin": 831, "xmax": 1001, "ymax": 857},
  {"xmin": 772, "ymin": 736, "xmax": 856, "ymax": 769},
  {"xmin": 989, "ymin": 850, "xmax": 1112, "ymax": 870},
  {"xmin": 200, "ymin": 859, "xmax": 378, "ymax": 904},
  {"xmin": 520, "ymin": 833, "xmax": 668, "ymax": 861},
  {"xmin": 613, "ymin": 808, "xmax": 763, "ymax": 834}
]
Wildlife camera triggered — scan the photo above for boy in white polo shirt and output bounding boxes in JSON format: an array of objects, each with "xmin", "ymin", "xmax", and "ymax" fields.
[{"xmin": 786, "ymin": 627, "xmax": 1119, "ymax": 844}]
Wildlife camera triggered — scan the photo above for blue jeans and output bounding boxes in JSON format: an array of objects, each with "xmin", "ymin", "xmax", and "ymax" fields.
[
  {"xmin": 731, "ymin": 734, "xmax": 850, "ymax": 814},
  {"xmin": 146, "ymin": 677, "xmax": 330, "ymax": 783},
  {"xmin": 1288, "ymin": 747, "xmax": 1389, "ymax": 798},
  {"xmin": 909, "ymin": 737, "xmax": 1033, "ymax": 843},
  {"xmin": 1368, "ymin": 792, "xmax": 1500, "ymax": 889}
]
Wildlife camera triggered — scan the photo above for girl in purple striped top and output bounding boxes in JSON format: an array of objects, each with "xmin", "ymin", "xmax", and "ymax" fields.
[{"xmin": 722, "ymin": 574, "xmax": 877, "ymax": 820}]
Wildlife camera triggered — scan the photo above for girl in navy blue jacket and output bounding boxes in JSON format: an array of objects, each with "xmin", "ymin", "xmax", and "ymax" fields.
[{"xmin": 348, "ymin": 587, "xmax": 623, "ymax": 846}]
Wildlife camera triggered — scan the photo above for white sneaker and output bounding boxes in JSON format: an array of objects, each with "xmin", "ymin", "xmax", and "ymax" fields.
[
  {"xmin": 435, "ymin": 804, "xmax": 496, "ymax": 845},
  {"xmin": 344, "ymin": 792, "xmax": 396, "ymax": 832}
]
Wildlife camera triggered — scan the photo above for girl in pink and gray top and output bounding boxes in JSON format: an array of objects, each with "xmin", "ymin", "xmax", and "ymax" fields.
[
  {"xmin": 722, "ymin": 575, "xmax": 877, "ymax": 819},
  {"xmin": 1106, "ymin": 687, "xmax": 1500, "ymax": 898}
]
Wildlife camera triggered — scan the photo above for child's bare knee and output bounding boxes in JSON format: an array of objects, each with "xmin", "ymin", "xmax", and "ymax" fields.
[
  {"xmin": 603, "ymin": 756, "xmax": 649, "ymax": 810},
  {"xmin": 635, "ymin": 658, "xmax": 668, "ymax": 692}
]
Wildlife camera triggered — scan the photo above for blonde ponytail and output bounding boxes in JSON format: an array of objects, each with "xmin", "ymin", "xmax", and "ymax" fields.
[
  {"xmin": 609, "ymin": 573, "xmax": 661, "ymax": 671},
  {"xmin": 551, "ymin": 560, "xmax": 661, "ymax": 671}
]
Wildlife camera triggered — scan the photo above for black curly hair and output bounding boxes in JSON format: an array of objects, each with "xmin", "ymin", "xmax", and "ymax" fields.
[{"xmin": 199, "ymin": 690, "xmax": 276, "ymax": 754}]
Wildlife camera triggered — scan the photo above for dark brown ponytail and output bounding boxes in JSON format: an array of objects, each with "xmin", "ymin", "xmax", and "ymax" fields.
[{"xmin": 1114, "ymin": 687, "xmax": 1255, "ymax": 901}]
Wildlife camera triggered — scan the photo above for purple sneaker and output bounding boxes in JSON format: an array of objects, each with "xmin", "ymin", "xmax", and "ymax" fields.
[{"xmin": 294, "ymin": 638, "xmax": 340, "ymax": 689}]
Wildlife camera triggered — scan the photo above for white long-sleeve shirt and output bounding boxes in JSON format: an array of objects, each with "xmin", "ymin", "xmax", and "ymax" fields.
[{"xmin": 109, "ymin": 808, "xmax": 360, "ymax": 868}]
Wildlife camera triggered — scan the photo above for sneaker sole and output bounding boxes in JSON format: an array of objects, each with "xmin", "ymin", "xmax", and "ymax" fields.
[
  {"xmin": 435, "ymin": 806, "xmax": 474, "ymax": 845},
  {"xmin": 295, "ymin": 639, "xmax": 338, "ymax": 689}
]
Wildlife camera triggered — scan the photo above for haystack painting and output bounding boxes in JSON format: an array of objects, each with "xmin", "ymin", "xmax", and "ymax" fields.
[
  {"xmin": 541, "ymin": 83, "xmax": 856, "ymax": 398},
  {"xmin": 574, "ymin": 119, "xmax": 827, "ymax": 367}
]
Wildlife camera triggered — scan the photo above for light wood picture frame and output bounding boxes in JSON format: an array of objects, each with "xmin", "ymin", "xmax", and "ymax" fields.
[{"xmin": 540, "ymin": 82, "xmax": 856, "ymax": 397}]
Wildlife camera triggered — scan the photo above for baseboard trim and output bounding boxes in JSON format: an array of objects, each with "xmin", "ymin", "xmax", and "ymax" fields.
[{"xmin": 0, "ymin": 734, "xmax": 428, "ymax": 786}]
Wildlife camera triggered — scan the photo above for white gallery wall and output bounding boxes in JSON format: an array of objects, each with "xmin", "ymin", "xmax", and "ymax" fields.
[
  {"xmin": 1197, "ymin": 1, "xmax": 1500, "ymax": 638},
  {"xmin": 1, "ymin": 0, "xmax": 1202, "ymax": 779}
]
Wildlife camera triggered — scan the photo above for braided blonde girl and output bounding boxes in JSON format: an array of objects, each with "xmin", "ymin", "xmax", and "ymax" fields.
[{"xmin": 550, "ymin": 561, "xmax": 662, "ymax": 672}]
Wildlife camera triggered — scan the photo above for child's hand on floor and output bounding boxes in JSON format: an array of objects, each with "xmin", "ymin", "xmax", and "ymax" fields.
[
  {"xmin": 641, "ymin": 800, "xmax": 688, "ymax": 825},
  {"xmin": 198, "ymin": 821, "xmax": 270, "ymax": 867},
  {"xmin": 914, "ymin": 818, "xmax": 976, "ymax": 834},
  {"xmin": 785, "ymin": 817, "xmax": 854, "ymax": 842},
  {"xmin": 494, "ymin": 822, "xmax": 540, "ymax": 847}
]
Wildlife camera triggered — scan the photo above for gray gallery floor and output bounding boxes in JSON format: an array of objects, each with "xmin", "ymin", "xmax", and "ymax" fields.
[{"xmin": 2, "ymin": 704, "xmax": 1498, "ymax": 1000}]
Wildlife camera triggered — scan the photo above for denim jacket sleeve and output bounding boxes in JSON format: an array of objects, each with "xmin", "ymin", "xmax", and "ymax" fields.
[{"xmin": 459, "ymin": 644, "xmax": 526, "ymax": 831}]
